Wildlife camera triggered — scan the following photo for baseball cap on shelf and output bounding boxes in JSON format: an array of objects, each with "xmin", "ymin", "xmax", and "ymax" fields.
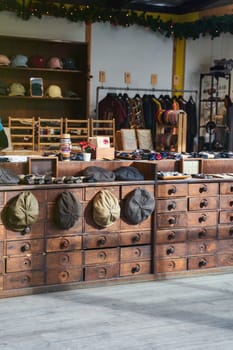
[
  {"xmin": 0, "ymin": 54, "xmax": 10, "ymax": 66},
  {"xmin": 28, "ymin": 55, "xmax": 45, "ymax": 68},
  {"xmin": 0, "ymin": 80, "xmax": 8, "ymax": 96},
  {"xmin": 64, "ymin": 90, "xmax": 79, "ymax": 98},
  {"xmin": 62, "ymin": 57, "xmax": 77, "ymax": 70},
  {"xmin": 8, "ymin": 82, "xmax": 26, "ymax": 96},
  {"xmin": 47, "ymin": 56, "xmax": 63, "ymax": 69},
  {"xmin": 11, "ymin": 54, "xmax": 28, "ymax": 67},
  {"xmin": 45, "ymin": 84, "xmax": 62, "ymax": 98}
]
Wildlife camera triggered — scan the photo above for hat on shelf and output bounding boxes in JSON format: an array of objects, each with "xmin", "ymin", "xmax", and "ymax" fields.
[
  {"xmin": 0, "ymin": 167, "xmax": 19, "ymax": 184},
  {"xmin": 64, "ymin": 90, "xmax": 79, "ymax": 98},
  {"xmin": 47, "ymin": 56, "xmax": 63, "ymax": 69},
  {"xmin": 0, "ymin": 54, "xmax": 10, "ymax": 66},
  {"xmin": 0, "ymin": 80, "xmax": 8, "ymax": 95},
  {"xmin": 62, "ymin": 57, "xmax": 77, "ymax": 70},
  {"xmin": 54, "ymin": 191, "xmax": 82, "ymax": 230},
  {"xmin": 83, "ymin": 166, "xmax": 116, "ymax": 182},
  {"xmin": 8, "ymin": 82, "xmax": 26, "ymax": 96},
  {"xmin": 28, "ymin": 55, "xmax": 45, "ymax": 68},
  {"xmin": 45, "ymin": 84, "xmax": 62, "ymax": 98},
  {"xmin": 11, "ymin": 54, "xmax": 28, "ymax": 67},
  {"xmin": 114, "ymin": 166, "xmax": 144, "ymax": 181},
  {"xmin": 92, "ymin": 189, "xmax": 120, "ymax": 228}
]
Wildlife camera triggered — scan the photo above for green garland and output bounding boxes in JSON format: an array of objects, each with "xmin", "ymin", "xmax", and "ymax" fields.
[{"xmin": 1, "ymin": 0, "xmax": 233, "ymax": 40}]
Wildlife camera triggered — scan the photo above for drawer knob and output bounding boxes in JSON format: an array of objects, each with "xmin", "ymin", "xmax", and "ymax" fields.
[
  {"xmin": 131, "ymin": 264, "xmax": 140, "ymax": 273},
  {"xmin": 199, "ymin": 185, "xmax": 207, "ymax": 193},
  {"xmin": 21, "ymin": 275, "xmax": 31, "ymax": 284},
  {"xmin": 200, "ymin": 199, "xmax": 208, "ymax": 208},
  {"xmin": 229, "ymin": 227, "xmax": 233, "ymax": 236},
  {"xmin": 22, "ymin": 226, "xmax": 31, "ymax": 235},
  {"xmin": 60, "ymin": 239, "xmax": 69, "ymax": 249},
  {"xmin": 23, "ymin": 258, "xmax": 32, "ymax": 267},
  {"xmin": 97, "ymin": 236, "xmax": 107, "ymax": 246},
  {"xmin": 199, "ymin": 214, "xmax": 207, "ymax": 223},
  {"xmin": 199, "ymin": 259, "xmax": 207, "ymax": 267},
  {"xmin": 168, "ymin": 217, "xmax": 176, "ymax": 225},
  {"xmin": 168, "ymin": 201, "xmax": 176, "ymax": 210},
  {"xmin": 167, "ymin": 231, "xmax": 176, "ymax": 240},
  {"xmin": 198, "ymin": 229, "xmax": 207, "ymax": 238},
  {"xmin": 230, "ymin": 216, "xmax": 233, "ymax": 222},
  {"xmin": 230, "ymin": 201, "xmax": 233, "ymax": 207},
  {"xmin": 21, "ymin": 243, "xmax": 31, "ymax": 252},
  {"xmin": 168, "ymin": 186, "xmax": 176, "ymax": 195},
  {"xmin": 166, "ymin": 246, "xmax": 175, "ymax": 255},
  {"xmin": 132, "ymin": 233, "xmax": 141, "ymax": 243},
  {"xmin": 231, "ymin": 186, "xmax": 233, "ymax": 192}
]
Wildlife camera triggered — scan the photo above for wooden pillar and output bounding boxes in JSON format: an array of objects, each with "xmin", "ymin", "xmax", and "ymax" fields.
[{"xmin": 172, "ymin": 37, "xmax": 186, "ymax": 92}]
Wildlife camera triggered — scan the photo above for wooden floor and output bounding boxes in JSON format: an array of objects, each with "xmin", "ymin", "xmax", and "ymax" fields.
[{"xmin": 1, "ymin": 273, "xmax": 233, "ymax": 350}]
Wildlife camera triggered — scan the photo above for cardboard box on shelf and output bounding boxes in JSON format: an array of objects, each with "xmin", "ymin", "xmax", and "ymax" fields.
[
  {"xmin": 89, "ymin": 136, "xmax": 110, "ymax": 148},
  {"xmin": 95, "ymin": 147, "xmax": 115, "ymax": 160}
]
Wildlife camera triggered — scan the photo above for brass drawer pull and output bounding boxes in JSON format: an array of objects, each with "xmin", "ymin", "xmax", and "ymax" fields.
[
  {"xmin": 230, "ymin": 186, "xmax": 233, "ymax": 192},
  {"xmin": 132, "ymin": 233, "xmax": 141, "ymax": 243},
  {"xmin": 21, "ymin": 275, "xmax": 31, "ymax": 284},
  {"xmin": 200, "ymin": 199, "xmax": 208, "ymax": 208},
  {"xmin": 229, "ymin": 227, "xmax": 233, "ymax": 236},
  {"xmin": 167, "ymin": 231, "xmax": 176, "ymax": 240},
  {"xmin": 168, "ymin": 201, "xmax": 176, "ymax": 210},
  {"xmin": 230, "ymin": 216, "xmax": 233, "ymax": 222},
  {"xmin": 21, "ymin": 226, "xmax": 31, "ymax": 235},
  {"xmin": 21, "ymin": 243, "xmax": 31, "ymax": 252},
  {"xmin": 97, "ymin": 236, "xmax": 107, "ymax": 246},
  {"xmin": 166, "ymin": 246, "xmax": 175, "ymax": 255},
  {"xmin": 168, "ymin": 217, "xmax": 176, "ymax": 225},
  {"xmin": 230, "ymin": 201, "xmax": 233, "ymax": 207},
  {"xmin": 199, "ymin": 214, "xmax": 207, "ymax": 223},
  {"xmin": 198, "ymin": 229, "xmax": 207, "ymax": 238},
  {"xmin": 60, "ymin": 239, "xmax": 69, "ymax": 249},
  {"xmin": 168, "ymin": 186, "xmax": 176, "ymax": 195},
  {"xmin": 199, "ymin": 259, "xmax": 207, "ymax": 267},
  {"xmin": 23, "ymin": 258, "xmax": 32, "ymax": 267},
  {"xmin": 199, "ymin": 185, "xmax": 207, "ymax": 193},
  {"xmin": 131, "ymin": 264, "xmax": 140, "ymax": 273}
]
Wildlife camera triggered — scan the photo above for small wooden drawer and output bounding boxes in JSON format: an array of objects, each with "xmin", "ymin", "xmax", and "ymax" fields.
[
  {"xmin": 121, "ymin": 184, "xmax": 154, "ymax": 199},
  {"xmin": 220, "ymin": 195, "xmax": 233, "ymax": 210},
  {"xmin": 188, "ymin": 196, "xmax": 218, "ymax": 211},
  {"xmin": 157, "ymin": 198, "xmax": 187, "ymax": 213},
  {"xmin": 46, "ymin": 236, "xmax": 82, "ymax": 252},
  {"xmin": 46, "ymin": 251, "xmax": 82, "ymax": 268},
  {"xmin": 157, "ymin": 183, "xmax": 188, "ymax": 198},
  {"xmin": 120, "ymin": 245, "xmax": 151, "ymax": 261},
  {"xmin": 6, "ymin": 222, "xmax": 45, "ymax": 240},
  {"xmin": 217, "ymin": 253, "xmax": 233, "ymax": 266},
  {"xmin": 120, "ymin": 230, "xmax": 151, "ymax": 246},
  {"xmin": 45, "ymin": 219, "xmax": 83, "ymax": 236},
  {"xmin": 85, "ymin": 186, "xmax": 120, "ymax": 201},
  {"xmin": 120, "ymin": 261, "xmax": 151, "ymax": 276},
  {"xmin": 188, "ymin": 255, "xmax": 216, "ymax": 270},
  {"xmin": 4, "ymin": 271, "xmax": 44, "ymax": 289},
  {"xmin": 46, "ymin": 188, "xmax": 83, "ymax": 202},
  {"xmin": 121, "ymin": 215, "xmax": 152, "ymax": 230},
  {"xmin": 218, "ymin": 239, "xmax": 233, "ymax": 254},
  {"xmin": 187, "ymin": 227, "xmax": 217, "ymax": 240},
  {"xmin": 188, "ymin": 240, "xmax": 217, "ymax": 255},
  {"xmin": 156, "ymin": 258, "xmax": 187, "ymax": 273},
  {"xmin": 84, "ymin": 263, "xmax": 119, "ymax": 281},
  {"xmin": 157, "ymin": 212, "xmax": 187, "ymax": 228},
  {"xmin": 6, "ymin": 239, "xmax": 44, "ymax": 256},
  {"xmin": 46, "ymin": 268, "xmax": 82, "ymax": 284},
  {"xmin": 83, "ymin": 203, "xmax": 120, "ymax": 232},
  {"xmin": 155, "ymin": 242, "xmax": 186, "ymax": 258},
  {"xmin": 84, "ymin": 248, "xmax": 119, "ymax": 265},
  {"xmin": 6, "ymin": 254, "xmax": 44, "ymax": 273},
  {"xmin": 220, "ymin": 182, "xmax": 233, "ymax": 195},
  {"xmin": 156, "ymin": 229, "xmax": 186, "ymax": 244},
  {"xmin": 219, "ymin": 211, "xmax": 233, "ymax": 224},
  {"xmin": 187, "ymin": 211, "xmax": 217, "ymax": 226},
  {"xmin": 218, "ymin": 224, "xmax": 233, "ymax": 239},
  {"xmin": 189, "ymin": 183, "xmax": 219, "ymax": 196},
  {"xmin": 83, "ymin": 232, "xmax": 119, "ymax": 249}
]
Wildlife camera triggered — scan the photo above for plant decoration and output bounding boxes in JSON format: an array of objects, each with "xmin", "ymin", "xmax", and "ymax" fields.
[
  {"xmin": 1, "ymin": 0, "xmax": 233, "ymax": 40},
  {"xmin": 79, "ymin": 141, "xmax": 96, "ymax": 153}
]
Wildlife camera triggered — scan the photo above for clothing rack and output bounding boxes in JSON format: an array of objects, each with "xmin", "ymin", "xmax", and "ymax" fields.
[{"xmin": 96, "ymin": 85, "xmax": 198, "ymax": 118}]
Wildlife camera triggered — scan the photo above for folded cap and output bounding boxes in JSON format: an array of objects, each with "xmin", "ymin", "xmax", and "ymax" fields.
[
  {"xmin": 83, "ymin": 166, "xmax": 115, "ymax": 182},
  {"xmin": 11, "ymin": 54, "xmax": 28, "ymax": 67},
  {"xmin": 0, "ymin": 167, "xmax": 19, "ymax": 184},
  {"xmin": 4, "ymin": 191, "xmax": 39, "ymax": 233},
  {"xmin": 93, "ymin": 189, "xmax": 120, "ymax": 227},
  {"xmin": 8, "ymin": 82, "xmax": 25, "ymax": 96},
  {"xmin": 54, "ymin": 191, "xmax": 82, "ymax": 229},
  {"xmin": 45, "ymin": 84, "xmax": 62, "ymax": 98},
  {"xmin": 123, "ymin": 188, "xmax": 155, "ymax": 224},
  {"xmin": 64, "ymin": 90, "xmax": 79, "ymax": 98},
  {"xmin": 0, "ymin": 54, "xmax": 10, "ymax": 66},
  {"xmin": 114, "ymin": 166, "xmax": 144, "ymax": 181}
]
